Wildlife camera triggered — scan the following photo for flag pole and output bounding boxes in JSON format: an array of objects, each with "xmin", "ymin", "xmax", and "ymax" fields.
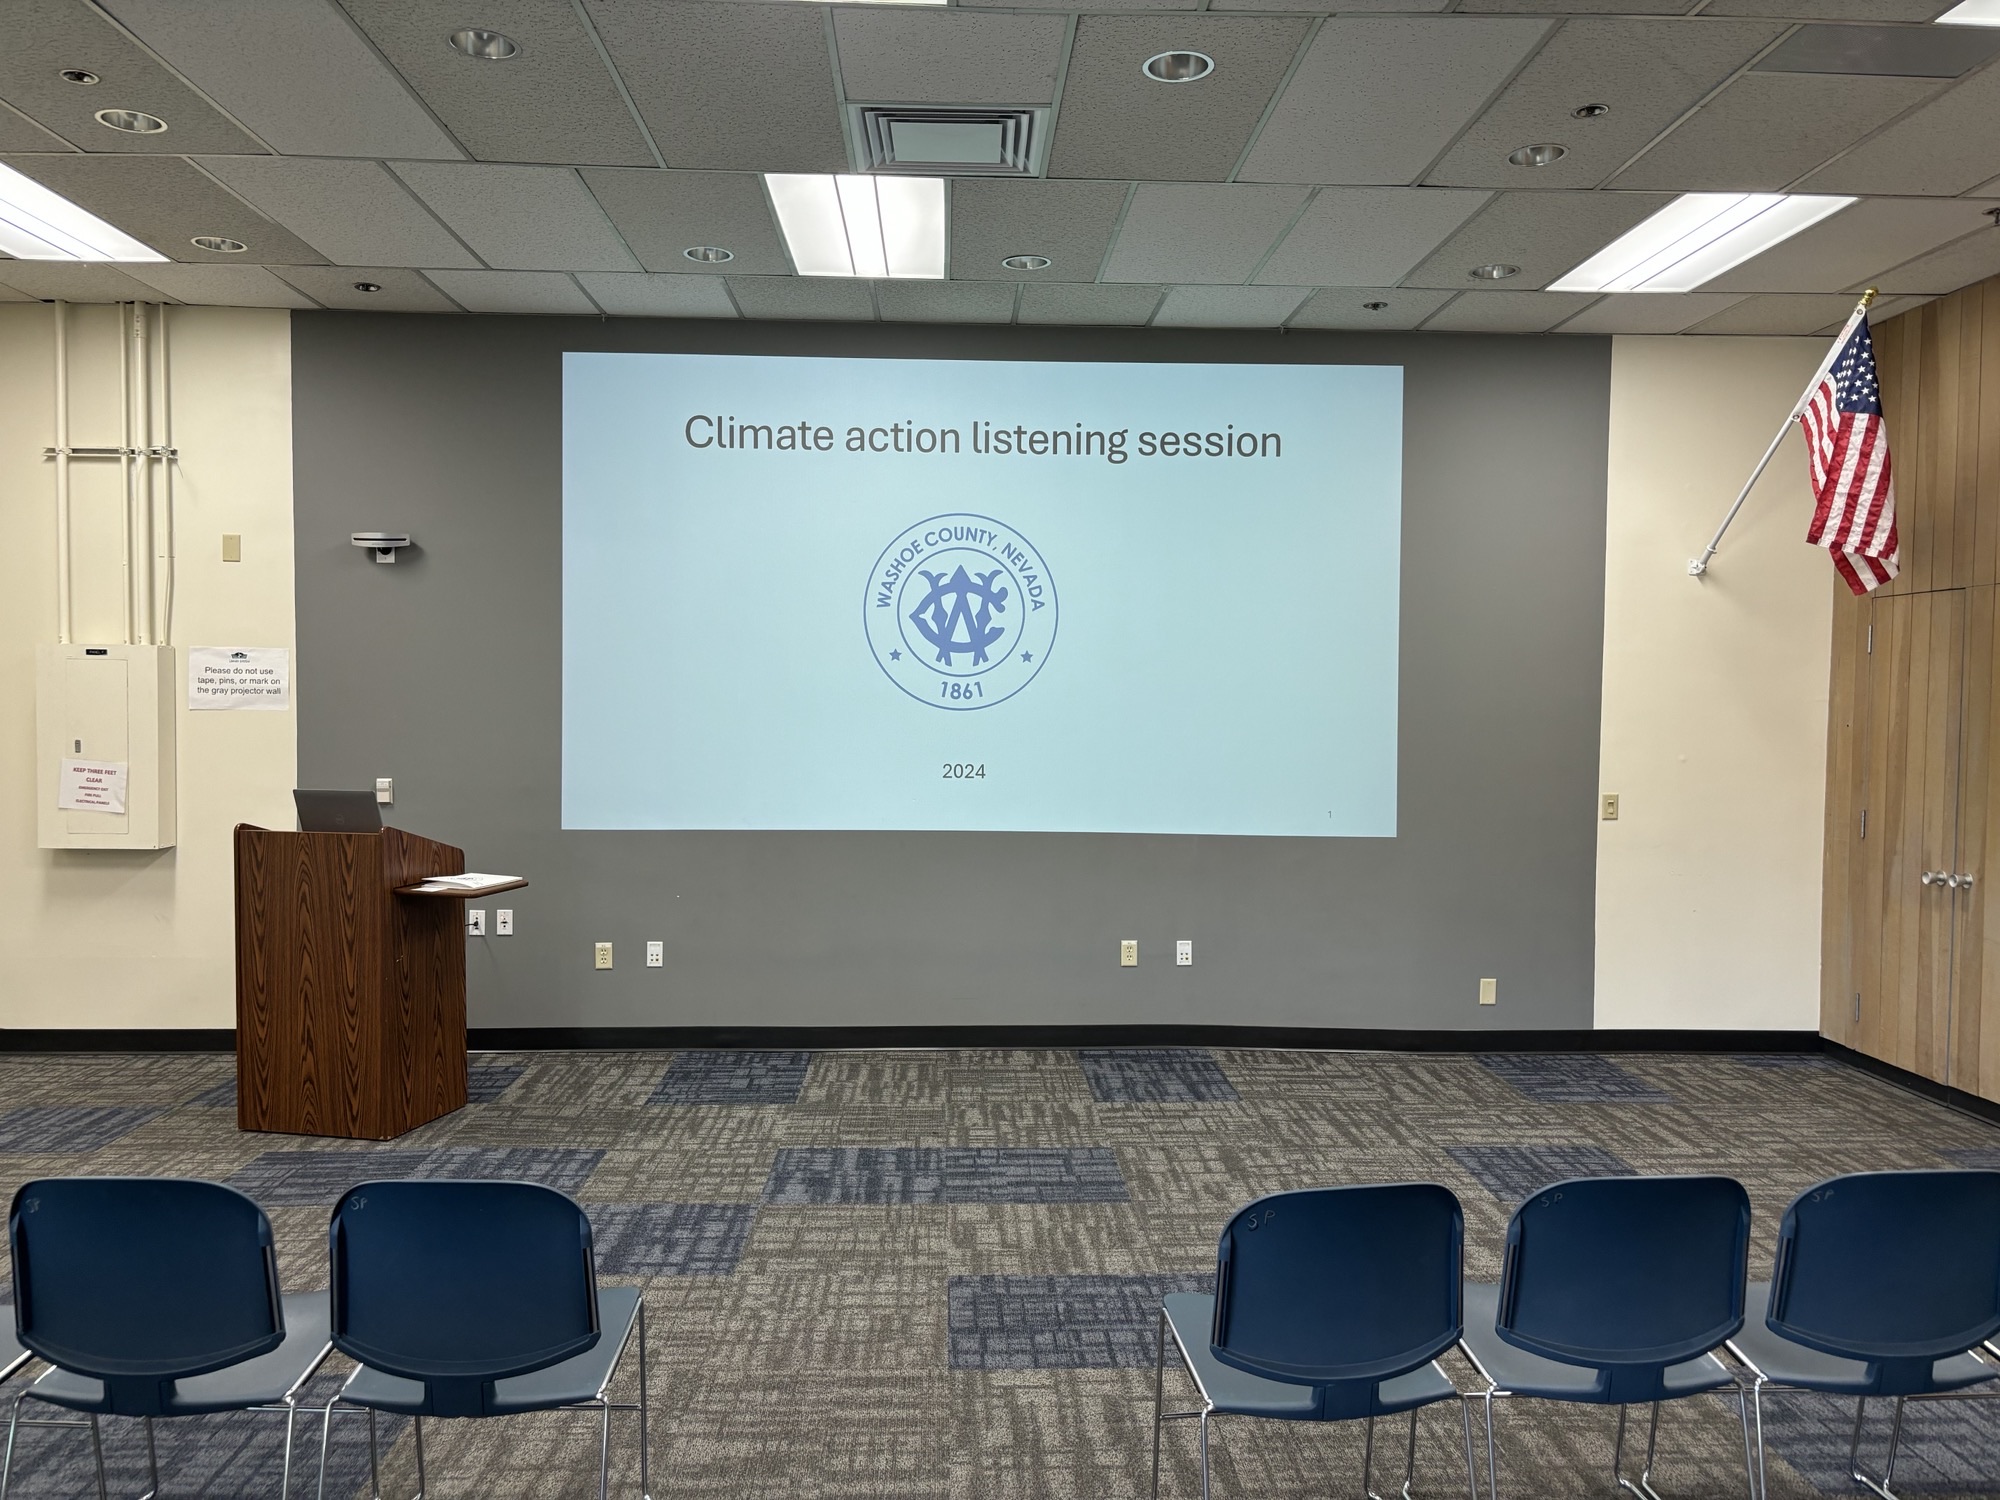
[{"xmin": 1687, "ymin": 287, "xmax": 1877, "ymax": 579}]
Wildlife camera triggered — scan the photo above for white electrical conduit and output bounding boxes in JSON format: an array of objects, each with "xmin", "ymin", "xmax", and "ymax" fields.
[{"xmin": 52, "ymin": 299, "xmax": 71, "ymax": 645}]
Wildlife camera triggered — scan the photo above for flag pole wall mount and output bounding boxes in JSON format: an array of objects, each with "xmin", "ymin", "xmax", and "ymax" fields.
[{"xmin": 1688, "ymin": 286, "xmax": 1878, "ymax": 580}]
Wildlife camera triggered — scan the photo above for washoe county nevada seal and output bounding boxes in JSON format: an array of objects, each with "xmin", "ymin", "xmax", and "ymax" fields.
[{"xmin": 865, "ymin": 513, "xmax": 1057, "ymax": 711}]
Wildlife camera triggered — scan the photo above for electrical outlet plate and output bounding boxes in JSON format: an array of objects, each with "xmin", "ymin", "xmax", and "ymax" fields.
[
  {"xmin": 376, "ymin": 777, "xmax": 393, "ymax": 804},
  {"xmin": 496, "ymin": 908, "xmax": 513, "ymax": 934},
  {"xmin": 1119, "ymin": 939, "xmax": 1138, "ymax": 967},
  {"xmin": 646, "ymin": 940, "xmax": 664, "ymax": 967},
  {"xmin": 1479, "ymin": 977, "xmax": 1497, "ymax": 1006},
  {"xmin": 467, "ymin": 908, "xmax": 485, "ymax": 936},
  {"xmin": 1175, "ymin": 939, "xmax": 1192, "ymax": 966},
  {"xmin": 593, "ymin": 941, "xmax": 613, "ymax": 970}
]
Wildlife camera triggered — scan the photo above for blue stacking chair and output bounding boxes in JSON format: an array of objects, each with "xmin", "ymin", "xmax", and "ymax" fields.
[
  {"xmin": 1153, "ymin": 1184, "xmax": 1477, "ymax": 1500},
  {"xmin": 1726, "ymin": 1170, "xmax": 2000, "ymax": 1500},
  {"xmin": 1458, "ymin": 1175, "xmax": 1757, "ymax": 1500},
  {"xmin": 318, "ymin": 1180, "xmax": 649, "ymax": 1500},
  {"xmin": 0, "ymin": 1177, "xmax": 333, "ymax": 1500}
]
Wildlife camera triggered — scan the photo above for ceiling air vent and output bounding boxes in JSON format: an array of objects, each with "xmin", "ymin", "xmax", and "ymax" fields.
[{"xmin": 850, "ymin": 106, "xmax": 1048, "ymax": 177}]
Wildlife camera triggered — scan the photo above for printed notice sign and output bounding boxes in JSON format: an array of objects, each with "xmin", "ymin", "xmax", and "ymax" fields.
[
  {"xmin": 188, "ymin": 646, "xmax": 290, "ymax": 710},
  {"xmin": 58, "ymin": 758, "xmax": 127, "ymax": 813}
]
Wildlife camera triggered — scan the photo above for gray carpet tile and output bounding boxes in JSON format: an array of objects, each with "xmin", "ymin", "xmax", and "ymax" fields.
[
  {"xmin": 1078, "ymin": 1049, "xmax": 1240, "ymax": 1104},
  {"xmin": 1446, "ymin": 1143, "xmax": 1637, "ymax": 1202},
  {"xmin": 1476, "ymin": 1053, "xmax": 1675, "ymax": 1103},
  {"xmin": 419, "ymin": 1145, "xmax": 606, "ymax": 1194},
  {"xmin": 0, "ymin": 1105, "xmax": 164, "ymax": 1153},
  {"xmin": 764, "ymin": 1146, "xmax": 948, "ymax": 1204},
  {"xmin": 225, "ymin": 1148, "xmax": 437, "ymax": 1207},
  {"xmin": 588, "ymin": 1202, "xmax": 758, "ymax": 1275},
  {"xmin": 947, "ymin": 1273, "xmax": 1214, "ymax": 1369},
  {"xmin": 650, "ymin": 1051, "xmax": 812, "ymax": 1105},
  {"xmin": 1753, "ymin": 1386, "xmax": 2000, "ymax": 1494},
  {"xmin": 762, "ymin": 1147, "xmax": 1128, "ymax": 1205}
]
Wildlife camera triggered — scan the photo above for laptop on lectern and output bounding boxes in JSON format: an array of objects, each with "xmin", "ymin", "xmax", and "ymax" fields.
[{"xmin": 293, "ymin": 789, "xmax": 383, "ymax": 834}]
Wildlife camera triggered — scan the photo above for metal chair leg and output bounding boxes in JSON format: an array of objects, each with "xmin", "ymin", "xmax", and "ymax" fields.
[
  {"xmin": 367, "ymin": 1407, "xmax": 380, "ymax": 1500},
  {"xmin": 1152, "ymin": 1309, "xmax": 1168, "ymax": 1500},
  {"xmin": 1482, "ymin": 1391, "xmax": 1501, "ymax": 1500},
  {"xmin": 1197, "ymin": 1411, "xmax": 1212, "ymax": 1500},
  {"xmin": 1735, "ymin": 1384, "xmax": 1758, "ymax": 1500},
  {"xmin": 316, "ymin": 1399, "xmax": 337, "ymax": 1500},
  {"xmin": 1849, "ymin": 1393, "xmax": 1907, "ymax": 1500},
  {"xmin": 1613, "ymin": 1402, "xmax": 1667, "ymax": 1500},
  {"xmin": 88, "ymin": 1414, "xmax": 109, "ymax": 1500},
  {"xmin": 599, "ymin": 1395, "xmax": 613, "ymax": 1500},
  {"xmin": 638, "ymin": 1302, "xmax": 652, "ymax": 1500},
  {"xmin": 1404, "ymin": 1407, "xmax": 1420, "ymax": 1500},
  {"xmin": 1363, "ymin": 1414, "xmax": 1377, "ymax": 1498},
  {"xmin": 141, "ymin": 1414, "xmax": 160, "ymax": 1499},
  {"xmin": 0, "ymin": 1392, "xmax": 26, "ymax": 1500},
  {"xmin": 1459, "ymin": 1398, "xmax": 1479, "ymax": 1500},
  {"xmin": 279, "ymin": 1401, "xmax": 298, "ymax": 1500},
  {"xmin": 413, "ymin": 1413, "xmax": 427, "ymax": 1500}
]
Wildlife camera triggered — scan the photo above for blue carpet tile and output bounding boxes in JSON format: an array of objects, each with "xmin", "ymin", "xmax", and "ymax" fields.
[
  {"xmin": 1735, "ymin": 1053, "xmax": 1837, "ymax": 1070},
  {"xmin": 190, "ymin": 1078, "xmax": 239, "ymax": 1108},
  {"xmin": 649, "ymin": 1050, "xmax": 812, "ymax": 1105},
  {"xmin": 1749, "ymin": 1387, "xmax": 2000, "ymax": 1494},
  {"xmin": 0, "ymin": 1105, "xmax": 163, "ymax": 1153},
  {"xmin": 1447, "ymin": 1143, "xmax": 1636, "ymax": 1201},
  {"xmin": 226, "ymin": 1149, "xmax": 435, "ymax": 1207},
  {"xmin": 1078, "ymin": 1049, "xmax": 1239, "ymax": 1103},
  {"xmin": 0, "ymin": 1371, "xmax": 406, "ymax": 1498},
  {"xmin": 587, "ymin": 1203, "xmax": 759, "ymax": 1275},
  {"xmin": 763, "ymin": 1147, "xmax": 1127, "ymax": 1205},
  {"xmin": 466, "ymin": 1063, "xmax": 526, "ymax": 1102},
  {"xmin": 419, "ymin": 1145, "xmax": 605, "ymax": 1193},
  {"xmin": 1476, "ymin": 1054, "xmax": 1673, "ymax": 1103},
  {"xmin": 1940, "ymin": 1147, "xmax": 2000, "ymax": 1170},
  {"xmin": 948, "ymin": 1275, "xmax": 1215, "ymax": 1370}
]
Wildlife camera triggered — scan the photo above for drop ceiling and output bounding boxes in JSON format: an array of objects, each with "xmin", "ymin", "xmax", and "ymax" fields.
[{"xmin": 1, "ymin": 0, "xmax": 1997, "ymax": 333}]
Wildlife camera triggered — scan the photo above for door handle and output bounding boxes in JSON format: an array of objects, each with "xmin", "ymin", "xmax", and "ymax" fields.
[
  {"xmin": 1961, "ymin": 874, "xmax": 1977, "ymax": 890},
  {"xmin": 1923, "ymin": 870, "xmax": 1940, "ymax": 885},
  {"xmin": 1947, "ymin": 874, "xmax": 1962, "ymax": 889}
]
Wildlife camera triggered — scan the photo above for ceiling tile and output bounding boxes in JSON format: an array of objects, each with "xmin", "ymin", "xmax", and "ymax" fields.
[
  {"xmin": 576, "ymin": 272, "xmax": 738, "ymax": 318},
  {"xmin": 424, "ymin": 269, "xmax": 595, "ymax": 315},
  {"xmin": 960, "ymin": 0, "xmax": 1192, "ymax": 12},
  {"xmin": 949, "ymin": 179, "xmax": 1130, "ymax": 282},
  {"xmin": 874, "ymin": 280, "xmax": 1016, "ymax": 322},
  {"xmin": 0, "ymin": 0, "xmax": 265, "ymax": 154},
  {"xmin": 1100, "ymin": 183, "xmax": 1311, "ymax": 284},
  {"xmin": 1684, "ymin": 292, "xmax": 1868, "ymax": 334},
  {"xmin": 98, "ymin": 0, "xmax": 461, "ymax": 159},
  {"xmin": 1800, "ymin": 61, "xmax": 2000, "ymax": 197},
  {"xmin": 120, "ymin": 263, "xmax": 318, "ymax": 308},
  {"xmin": 1703, "ymin": 0, "xmax": 1954, "ymax": 21},
  {"xmin": 1873, "ymin": 226, "xmax": 2000, "ymax": 293},
  {"xmin": 1755, "ymin": 23, "xmax": 2000, "ymax": 78},
  {"xmin": 1420, "ymin": 290, "xmax": 1599, "ymax": 331},
  {"xmin": 1401, "ymin": 190, "xmax": 1671, "ymax": 289},
  {"xmin": 1048, "ymin": 16, "xmax": 1311, "ymax": 182},
  {"xmin": 583, "ymin": 0, "xmax": 846, "ymax": 173},
  {"xmin": 1703, "ymin": 197, "xmax": 1994, "ymax": 293},
  {"xmin": 834, "ymin": 12, "xmax": 1067, "ymax": 105},
  {"xmin": 392, "ymin": 163, "xmax": 639, "ymax": 273},
  {"xmin": 1152, "ymin": 285, "xmax": 1311, "ymax": 326},
  {"xmin": 1256, "ymin": 188, "xmax": 1490, "ymax": 286},
  {"xmin": 580, "ymin": 170, "xmax": 790, "ymax": 276},
  {"xmin": 727, "ymin": 277, "xmax": 877, "ymax": 321},
  {"xmin": 272, "ymin": 266, "xmax": 461, "ymax": 313},
  {"xmin": 1611, "ymin": 72, "xmax": 1941, "ymax": 191},
  {"xmin": 0, "ymin": 280, "xmax": 33, "ymax": 301},
  {"xmin": 1239, "ymin": 18, "xmax": 1553, "ymax": 186},
  {"xmin": 1017, "ymin": 282, "xmax": 1163, "ymax": 324},
  {"xmin": 0, "ymin": 98, "xmax": 73, "ymax": 152},
  {"xmin": 0, "ymin": 261, "xmax": 174, "ymax": 301},
  {"xmin": 1427, "ymin": 19, "xmax": 1783, "ymax": 190},
  {"xmin": 1552, "ymin": 292, "xmax": 1748, "ymax": 333},
  {"xmin": 4, "ymin": 154, "xmax": 327, "ymax": 264},
  {"xmin": 197, "ymin": 158, "xmax": 478, "ymax": 269},
  {"xmin": 1215, "ymin": 0, "xmax": 1447, "ymax": 11},
  {"xmin": 1286, "ymin": 286, "xmax": 1455, "ymax": 328},
  {"xmin": 337, "ymin": 0, "xmax": 649, "ymax": 166}
]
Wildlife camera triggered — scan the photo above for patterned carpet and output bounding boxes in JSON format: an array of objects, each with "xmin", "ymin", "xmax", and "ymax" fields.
[{"xmin": 0, "ymin": 1046, "xmax": 1998, "ymax": 1498}]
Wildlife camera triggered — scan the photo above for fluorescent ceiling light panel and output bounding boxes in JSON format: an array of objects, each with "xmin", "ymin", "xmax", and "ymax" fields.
[
  {"xmin": 1550, "ymin": 192, "xmax": 1854, "ymax": 293},
  {"xmin": 1937, "ymin": 0, "xmax": 2000, "ymax": 25},
  {"xmin": 0, "ymin": 162, "xmax": 164, "ymax": 262},
  {"xmin": 766, "ymin": 174, "xmax": 945, "ymax": 279}
]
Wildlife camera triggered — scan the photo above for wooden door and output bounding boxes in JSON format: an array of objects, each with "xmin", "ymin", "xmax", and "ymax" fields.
[
  {"xmin": 1952, "ymin": 587, "xmax": 2000, "ymax": 1098},
  {"xmin": 1839, "ymin": 589, "xmax": 1967, "ymax": 1083}
]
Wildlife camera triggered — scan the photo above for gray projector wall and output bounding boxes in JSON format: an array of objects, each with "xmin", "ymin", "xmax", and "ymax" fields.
[{"xmin": 292, "ymin": 314, "xmax": 1610, "ymax": 1034}]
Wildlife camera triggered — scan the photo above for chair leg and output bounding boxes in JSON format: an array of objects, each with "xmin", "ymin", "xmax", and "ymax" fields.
[
  {"xmin": 638, "ymin": 1302, "xmax": 652, "ymax": 1500},
  {"xmin": 1152, "ymin": 1309, "xmax": 1167, "ymax": 1500},
  {"xmin": 280, "ymin": 1401, "xmax": 298, "ymax": 1500},
  {"xmin": 316, "ymin": 1400, "xmax": 337, "ymax": 1500},
  {"xmin": 1735, "ymin": 1384, "xmax": 1758, "ymax": 1500},
  {"xmin": 0, "ymin": 1392, "xmax": 26, "ymax": 1500},
  {"xmin": 1458, "ymin": 1398, "xmax": 1479, "ymax": 1500},
  {"xmin": 1482, "ymin": 1391, "xmax": 1501, "ymax": 1500},
  {"xmin": 88, "ymin": 1414, "xmax": 109, "ymax": 1500},
  {"xmin": 599, "ymin": 1397, "xmax": 613, "ymax": 1500},
  {"xmin": 1613, "ymin": 1402, "xmax": 1667, "ymax": 1500},
  {"xmin": 1363, "ymin": 1414, "xmax": 1377, "ymax": 1498},
  {"xmin": 1848, "ymin": 1393, "xmax": 1906, "ymax": 1500},
  {"xmin": 367, "ymin": 1407, "xmax": 381, "ymax": 1500},
  {"xmin": 1197, "ymin": 1411, "xmax": 1212, "ymax": 1500},
  {"xmin": 142, "ymin": 1414, "xmax": 160, "ymax": 1500},
  {"xmin": 413, "ymin": 1414, "xmax": 427, "ymax": 1500}
]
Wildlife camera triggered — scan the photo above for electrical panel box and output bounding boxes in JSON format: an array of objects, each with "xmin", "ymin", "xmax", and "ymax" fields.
[{"xmin": 36, "ymin": 644, "xmax": 176, "ymax": 850}]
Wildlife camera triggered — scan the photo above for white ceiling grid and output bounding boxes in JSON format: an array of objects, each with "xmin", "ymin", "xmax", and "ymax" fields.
[{"xmin": 0, "ymin": 0, "xmax": 1998, "ymax": 332}]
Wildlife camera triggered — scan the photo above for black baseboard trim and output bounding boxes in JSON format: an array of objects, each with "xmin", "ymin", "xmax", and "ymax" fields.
[
  {"xmin": 0, "ymin": 1023, "xmax": 1826, "ymax": 1055},
  {"xmin": 1822, "ymin": 1040, "xmax": 2000, "ymax": 1128}
]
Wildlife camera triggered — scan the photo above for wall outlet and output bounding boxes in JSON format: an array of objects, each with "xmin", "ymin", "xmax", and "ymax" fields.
[
  {"xmin": 1479, "ymin": 977, "xmax": 1498, "ymax": 1006},
  {"xmin": 496, "ymin": 908, "xmax": 513, "ymax": 935},
  {"xmin": 375, "ymin": 777, "xmax": 393, "ymax": 804},
  {"xmin": 593, "ymin": 941, "xmax": 613, "ymax": 970},
  {"xmin": 1119, "ymin": 939, "xmax": 1138, "ymax": 967},
  {"xmin": 466, "ymin": 908, "xmax": 485, "ymax": 937},
  {"xmin": 646, "ymin": 940, "xmax": 664, "ymax": 967},
  {"xmin": 1600, "ymin": 793, "xmax": 1619, "ymax": 821},
  {"xmin": 1175, "ymin": 939, "xmax": 1192, "ymax": 966}
]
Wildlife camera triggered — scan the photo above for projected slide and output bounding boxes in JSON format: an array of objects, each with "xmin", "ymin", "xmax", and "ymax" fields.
[{"xmin": 562, "ymin": 351, "xmax": 1401, "ymax": 836}]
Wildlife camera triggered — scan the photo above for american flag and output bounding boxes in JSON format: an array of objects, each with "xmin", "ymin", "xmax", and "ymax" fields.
[{"xmin": 1800, "ymin": 308, "xmax": 1898, "ymax": 595}]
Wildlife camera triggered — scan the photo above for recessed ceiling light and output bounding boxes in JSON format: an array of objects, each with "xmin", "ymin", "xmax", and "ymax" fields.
[
  {"xmin": 1362, "ymin": 300, "xmax": 1388, "ymax": 310},
  {"xmin": 0, "ymin": 161, "xmax": 163, "ymax": 261},
  {"xmin": 1001, "ymin": 254, "xmax": 1051, "ymax": 271},
  {"xmin": 1572, "ymin": 102, "xmax": 1610, "ymax": 118},
  {"xmin": 352, "ymin": 281, "xmax": 383, "ymax": 293},
  {"xmin": 682, "ymin": 245, "xmax": 733, "ymax": 263},
  {"xmin": 191, "ymin": 235, "xmax": 246, "ymax": 253},
  {"xmin": 94, "ymin": 108, "xmax": 166, "ymax": 134},
  {"xmin": 1508, "ymin": 143, "xmax": 1567, "ymax": 167},
  {"xmin": 1937, "ymin": 0, "xmax": 2000, "ymax": 24},
  {"xmin": 1142, "ymin": 51, "xmax": 1215, "ymax": 83},
  {"xmin": 765, "ymin": 173, "xmax": 945, "ymax": 278},
  {"xmin": 1469, "ymin": 263, "xmax": 1520, "ymax": 280},
  {"xmin": 1550, "ymin": 192, "xmax": 1855, "ymax": 293},
  {"xmin": 59, "ymin": 69, "xmax": 99, "ymax": 86},
  {"xmin": 448, "ymin": 28, "xmax": 519, "ymax": 59}
]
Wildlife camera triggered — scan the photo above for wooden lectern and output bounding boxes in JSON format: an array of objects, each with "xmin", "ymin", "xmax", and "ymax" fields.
[{"xmin": 233, "ymin": 823, "xmax": 470, "ymax": 1140}]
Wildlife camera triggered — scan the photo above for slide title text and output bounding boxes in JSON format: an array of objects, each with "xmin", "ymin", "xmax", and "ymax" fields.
[{"xmin": 683, "ymin": 414, "xmax": 1282, "ymax": 464}]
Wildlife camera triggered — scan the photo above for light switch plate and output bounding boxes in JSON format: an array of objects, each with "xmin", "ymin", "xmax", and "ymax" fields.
[
  {"xmin": 221, "ymin": 533, "xmax": 241, "ymax": 563},
  {"xmin": 593, "ymin": 941, "xmax": 613, "ymax": 970},
  {"xmin": 1479, "ymin": 977, "xmax": 1497, "ymax": 1006},
  {"xmin": 1119, "ymin": 939, "xmax": 1138, "ymax": 967},
  {"xmin": 1601, "ymin": 793, "xmax": 1619, "ymax": 820},
  {"xmin": 375, "ymin": 777, "xmax": 393, "ymax": 804}
]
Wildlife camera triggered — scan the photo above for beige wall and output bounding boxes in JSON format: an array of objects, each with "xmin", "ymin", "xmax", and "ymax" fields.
[
  {"xmin": 1595, "ymin": 335, "xmax": 1834, "ymax": 1031},
  {"xmin": 0, "ymin": 303, "xmax": 295, "ymax": 1029}
]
